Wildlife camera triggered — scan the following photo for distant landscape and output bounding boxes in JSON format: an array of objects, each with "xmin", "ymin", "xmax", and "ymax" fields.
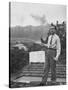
[{"xmin": 10, "ymin": 24, "xmax": 51, "ymax": 42}]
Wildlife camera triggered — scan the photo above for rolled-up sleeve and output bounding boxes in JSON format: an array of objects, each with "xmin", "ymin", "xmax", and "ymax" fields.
[
  {"xmin": 56, "ymin": 37, "xmax": 61, "ymax": 58},
  {"xmin": 47, "ymin": 36, "xmax": 51, "ymax": 48}
]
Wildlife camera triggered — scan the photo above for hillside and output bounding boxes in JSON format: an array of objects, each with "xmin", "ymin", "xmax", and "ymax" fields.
[{"xmin": 10, "ymin": 24, "xmax": 51, "ymax": 41}]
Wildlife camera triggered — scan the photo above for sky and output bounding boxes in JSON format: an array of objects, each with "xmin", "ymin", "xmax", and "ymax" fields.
[{"xmin": 11, "ymin": 2, "xmax": 66, "ymax": 27}]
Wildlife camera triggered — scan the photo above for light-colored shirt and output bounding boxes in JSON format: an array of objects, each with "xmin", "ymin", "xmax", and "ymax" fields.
[{"xmin": 47, "ymin": 34, "xmax": 61, "ymax": 58}]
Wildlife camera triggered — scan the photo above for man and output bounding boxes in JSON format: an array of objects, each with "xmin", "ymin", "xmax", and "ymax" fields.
[{"xmin": 40, "ymin": 26, "xmax": 61, "ymax": 85}]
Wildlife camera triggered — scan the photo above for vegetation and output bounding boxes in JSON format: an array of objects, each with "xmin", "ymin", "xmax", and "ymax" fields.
[
  {"xmin": 10, "ymin": 48, "xmax": 29, "ymax": 74},
  {"xmin": 10, "ymin": 42, "xmax": 43, "ymax": 74}
]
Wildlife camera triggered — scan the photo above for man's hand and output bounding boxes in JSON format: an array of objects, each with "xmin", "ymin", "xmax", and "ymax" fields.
[
  {"xmin": 41, "ymin": 43, "xmax": 48, "ymax": 47},
  {"xmin": 53, "ymin": 57, "xmax": 58, "ymax": 61}
]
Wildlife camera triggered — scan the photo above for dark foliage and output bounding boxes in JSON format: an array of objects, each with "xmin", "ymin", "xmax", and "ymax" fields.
[
  {"xmin": 10, "ymin": 48, "xmax": 29, "ymax": 74},
  {"xmin": 10, "ymin": 42, "xmax": 43, "ymax": 74}
]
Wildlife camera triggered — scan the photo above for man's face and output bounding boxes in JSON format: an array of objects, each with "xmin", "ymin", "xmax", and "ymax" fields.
[{"xmin": 50, "ymin": 28, "xmax": 55, "ymax": 35}]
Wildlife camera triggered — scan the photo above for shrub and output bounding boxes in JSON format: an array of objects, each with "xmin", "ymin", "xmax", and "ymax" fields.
[{"xmin": 10, "ymin": 48, "xmax": 29, "ymax": 74}]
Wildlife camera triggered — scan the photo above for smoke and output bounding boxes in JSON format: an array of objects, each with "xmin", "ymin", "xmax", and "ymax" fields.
[{"xmin": 31, "ymin": 14, "xmax": 47, "ymax": 25}]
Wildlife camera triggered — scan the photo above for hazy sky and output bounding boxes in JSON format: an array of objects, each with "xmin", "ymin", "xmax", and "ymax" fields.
[{"xmin": 11, "ymin": 2, "xmax": 66, "ymax": 27}]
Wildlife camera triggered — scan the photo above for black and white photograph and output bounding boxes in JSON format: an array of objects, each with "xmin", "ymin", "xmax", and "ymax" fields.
[{"xmin": 9, "ymin": 2, "xmax": 66, "ymax": 88}]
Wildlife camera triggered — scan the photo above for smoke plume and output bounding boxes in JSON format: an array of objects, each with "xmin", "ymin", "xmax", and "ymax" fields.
[{"xmin": 31, "ymin": 14, "xmax": 47, "ymax": 25}]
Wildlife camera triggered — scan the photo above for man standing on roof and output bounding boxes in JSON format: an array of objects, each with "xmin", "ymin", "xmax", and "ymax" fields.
[{"xmin": 40, "ymin": 26, "xmax": 61, "ymax": 85}]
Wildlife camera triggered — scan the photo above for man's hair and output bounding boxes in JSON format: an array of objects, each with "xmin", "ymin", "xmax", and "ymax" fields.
[
  {"xmin": 50, "ymin": 26, "xmax": 56, "ymax": 30},
  {"xmin": 48, "ymin": 26, "xmax": 56, "ymax": 35}
]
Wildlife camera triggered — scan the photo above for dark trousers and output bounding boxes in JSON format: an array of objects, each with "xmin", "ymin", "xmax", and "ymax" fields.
[{"xmin": 42, "ymin": 48, "xmax": 56, "ymax": 83}]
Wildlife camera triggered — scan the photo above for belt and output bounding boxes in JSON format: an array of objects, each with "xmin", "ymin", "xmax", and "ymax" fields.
[{"xmin": 48, "ymin": 48, "xmax": 56, "ymax": 50}]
